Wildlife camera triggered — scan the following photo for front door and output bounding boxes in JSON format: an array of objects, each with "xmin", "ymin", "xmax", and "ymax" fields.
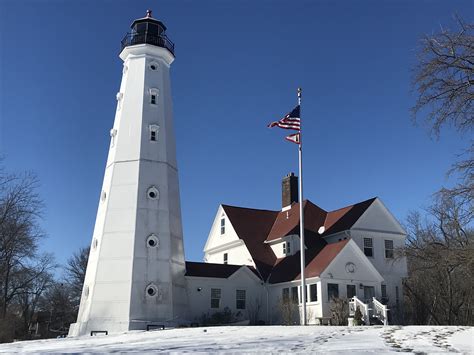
[{"xmin": 364, "ymin": 286, "xmax": 375, "ymax": 303}]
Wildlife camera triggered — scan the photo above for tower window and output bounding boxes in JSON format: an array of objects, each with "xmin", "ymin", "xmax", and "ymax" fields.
[
  {"xmin": 149, "ymin": 62, "xmax": 159, "ymax": 71},
  {"xmin": 149, "ymin": 124, "xmax": 159, "ymax": 142},
  {"xmin": 147, "ymin": 186, "xmax": 159, "ymax": 200},
  {"xmin": 147, "ymin": 234, "xmax": 159, "ymax": 248},
  {"xmin": 110, "ymin": 128, "xmax": 117, "ymax": 147},
  {"xmin": 146, "ymin": 284, "xmax": 158, "ymax": 297},
  {"xmin": 223, "ymin": 253, "xmax": 228, "ymax": 264},
  {"xmin": 149, "ymin": 88, "xmax": 159, "ymax": 105}
]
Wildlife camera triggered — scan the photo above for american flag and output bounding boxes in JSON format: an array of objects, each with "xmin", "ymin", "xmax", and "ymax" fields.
[{"xmin": 267, "ymin": 105, "xmax": 300, "ymax": 131}]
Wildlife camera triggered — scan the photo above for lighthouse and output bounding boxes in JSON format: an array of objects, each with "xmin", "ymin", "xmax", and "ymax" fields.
[{"xmin": 69, "ymin": 10, "xmax": 187, "ymax": 336}]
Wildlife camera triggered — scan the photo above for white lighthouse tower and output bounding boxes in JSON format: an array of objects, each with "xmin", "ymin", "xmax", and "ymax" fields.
[{"xmin": 69, "ymin": 10, "xmax": 187, "ymax": 336}]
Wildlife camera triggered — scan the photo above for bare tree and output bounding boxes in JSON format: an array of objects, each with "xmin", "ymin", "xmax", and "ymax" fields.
[
  {"xmin": 64, "ymin": 246, "xmax": 89, "ymax": 309},
  {"xmin": 0, "ymin": 170, "xmax": 45, "ymax": 318},
  {"xmin": 412, "ymin": 16, "xmax": 473, "ymax": 135},
  {"xmin": 247, "ymin": 296, "xmax": 262, "ymax": 325},
  {"xmin": 330, "ymin": 298, "xmax": 349, "ymax": 326},
  {"xmin": 403, "ymin": 193, "xmax": 473, "ymax": 325},
  {"xmin": 277, "ymin": 297, "xmax": 299, "ymax": 325},
  {"xmin": 411, "ymin": 16, "xmax": 474, "ymax": 202}
]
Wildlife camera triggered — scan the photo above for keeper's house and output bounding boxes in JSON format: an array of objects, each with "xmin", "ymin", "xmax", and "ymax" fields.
[{"xmin": 184, "ymin": 173, "xmax": 407, "ymax": 325}]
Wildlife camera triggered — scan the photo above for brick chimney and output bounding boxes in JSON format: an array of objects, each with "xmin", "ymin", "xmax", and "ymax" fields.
[{"xmin": 282, "ymin": 172, "xmax": 298, "ymax": 209}]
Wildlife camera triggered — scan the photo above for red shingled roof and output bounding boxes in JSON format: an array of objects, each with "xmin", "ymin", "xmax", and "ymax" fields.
[
  {"xmin": 221, "ymin": 205, "xmax": 279, "ymax": 279},
  {"xmin": 268, "ymin": 239, "xmax": 349, "ymax": 284},
  {"xmin": 266, "ymin": 200, "xmax": 326, "ymax": 242},
  {"xmin": 195, "ymin": 198, "xmax": 376, "ymax": 282}
]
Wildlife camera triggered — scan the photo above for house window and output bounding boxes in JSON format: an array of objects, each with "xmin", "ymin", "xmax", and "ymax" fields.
[
  {"xmin": 283, "ymin": 241, "xmax": 291, "ymax": 255},
  {"xmin": 381, "ymin": 284, "xmax": 387, "ymax": 299},
  {"xmin": 309, "ymin": 284, "xmax": 318, "ymax": 302},
  {"xmin": 291, "ymin": 286, "xmax": 298, "ymax": 303},
  {"xmin": 220, "ymin": 217, "xmax": 225, "ymax": 235},
  {"xmin": 223, "ymin": 253, "xmax": 228, "ymax": 264},
  {"xmin": 347, "ymin": 284, "xmax": 356, "ymax": 299},
  {"xmin": 364, "ymin": 238, "xmax": 373, "ymax": 257},
  {"xmin": 211, "ymin": 288, "xmax": 221, "ymax": 308},
  {"xmin": 385, "ymin": 240, "xmax": 394, "ymax": 259},
  {"xmin": 282, "ymin": 288, "xmax": 290, "ymax": 301},
  {"xmin": 236, "ymin": 289, "xmax": 246, "ymax": 309},
  {"xmin": 327, "ymin": 283, "xmax": 339, "ymax": 301}
]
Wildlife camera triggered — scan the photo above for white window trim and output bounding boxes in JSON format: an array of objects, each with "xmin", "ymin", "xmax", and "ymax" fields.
[
  {"xmin": 384, "ymin": 239, "xmax": 394, "ymax": 259},
  {"xmin": 149, "ymin": 88, "xmax": 159, "ymax": 105},
  {"xmin": 363, "ymin": 237, "xmax": 374, "ymax": 258},
  {"xmin": 149, "ymin": 61, "xmax": 159, "ymax": 71},
  {"xmin": 220, "ymin": 217, "xmax": 225, "ymax": 235},
  {"xmin": 149, "ymin": 124, "xmax": 159, "ymax": 142}
]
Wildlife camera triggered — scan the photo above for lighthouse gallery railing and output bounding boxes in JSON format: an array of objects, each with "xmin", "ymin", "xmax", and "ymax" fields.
[{"xmin": 121, "ymin": 32, "xmax": 175, "ymax": 55}]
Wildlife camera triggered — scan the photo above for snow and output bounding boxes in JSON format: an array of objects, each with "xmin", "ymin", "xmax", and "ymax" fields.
[{"xmin": 0, "ymin": 326, "xmax": 472, "ymax": 354}]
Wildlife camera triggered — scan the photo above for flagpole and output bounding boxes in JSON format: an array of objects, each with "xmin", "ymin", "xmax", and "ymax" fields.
[{"xmin": 298, "ymin": 87, "xmax": 307, "ymax": 326}]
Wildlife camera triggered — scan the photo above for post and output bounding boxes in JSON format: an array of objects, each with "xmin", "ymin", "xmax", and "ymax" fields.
[{"xmin": 298, "ymin": 87, "xmax": 307, "ymax": 325}]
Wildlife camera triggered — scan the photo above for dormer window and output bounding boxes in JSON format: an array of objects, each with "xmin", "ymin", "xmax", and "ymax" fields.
[
  {"xmin": 149, "ymin": 124, "xmax": 159, "ymax": 142},
  {"xmin": 149, "ymin": 88, "xmax": 159, "ymax": 105},
  {"xmin": 220, "ymin": 217, "xmax": 225, "ymax": 235},
  {"xmin": 283, "ymin": 241, "xmax": 291, "ymax": 255}
]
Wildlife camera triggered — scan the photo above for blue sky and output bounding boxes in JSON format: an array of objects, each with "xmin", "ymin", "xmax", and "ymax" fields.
[{"xmin": 0, "ymin": 0, "xmax": 472, "ymax": 267}]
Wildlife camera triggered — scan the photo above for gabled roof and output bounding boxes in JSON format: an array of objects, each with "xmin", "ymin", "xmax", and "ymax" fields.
[
  {"xmin": 185, "ymin": 261, "xmax": 260, "ymax": 279},
  {"xmin": 266, "ymin": 200, "xmax": 326, "ymax": 242},
  {"xmin": 221, "ymin": 205, "xmax": 278, "ymax": 279},
  {"xmin": 321, "ymin": 198, "xmax": 377, "ymax": 237},
  {"xmin": 268, "ymin": 239, "xmax": 349, "ymax": 284}
]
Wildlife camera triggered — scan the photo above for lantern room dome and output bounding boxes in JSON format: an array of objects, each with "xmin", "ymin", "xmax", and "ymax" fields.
[{"xmin": 121, "ymin": 10, "xmax": 175, "ymax": 56}]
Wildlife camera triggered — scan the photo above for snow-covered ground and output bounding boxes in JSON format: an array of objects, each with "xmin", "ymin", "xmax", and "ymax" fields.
[{"xmin": 0, "ymin": 326, "xmax": 472, "ymax": 354}]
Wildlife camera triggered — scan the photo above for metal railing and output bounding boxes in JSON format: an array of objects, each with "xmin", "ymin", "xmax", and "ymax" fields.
[{"xmin": 121, "ymin": 32, "xmax": 175, "ymax": 55}]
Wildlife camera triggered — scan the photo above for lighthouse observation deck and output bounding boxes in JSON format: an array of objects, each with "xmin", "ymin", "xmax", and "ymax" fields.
[{"xmin": 121, "ymin": 10, "xmax": 175, "ymax": 56}]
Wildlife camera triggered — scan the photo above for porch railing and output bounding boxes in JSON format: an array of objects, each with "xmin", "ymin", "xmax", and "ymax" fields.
[
  {"xmin": 349, "ymin": 296, "xmax": 370, "ymax": 325},
  {"xmin": 372, "ymin": 297, "xmax": 389, "ymax": 325}
]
